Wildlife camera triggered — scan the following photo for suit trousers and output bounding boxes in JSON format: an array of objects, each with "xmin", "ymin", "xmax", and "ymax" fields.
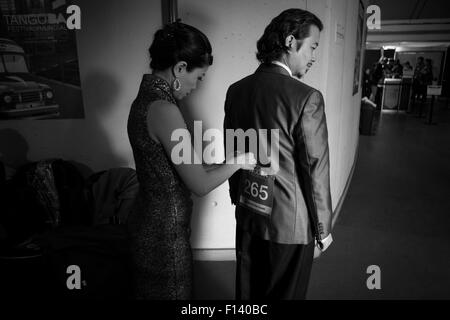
[{"xmin": 235, "ymin": 228, "xmax": 315, "ymax": 300}]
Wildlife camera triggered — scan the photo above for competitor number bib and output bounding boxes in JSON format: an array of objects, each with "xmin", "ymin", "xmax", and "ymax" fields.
[{"xmin": 237, "ymin": 167, "xmax": 274, "ymax": 217}]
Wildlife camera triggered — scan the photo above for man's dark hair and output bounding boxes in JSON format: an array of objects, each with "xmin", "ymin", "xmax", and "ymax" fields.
[
  {"xmin": 149, "ymin": 21, "xmax": 213, "ymax": 71},
  {"xmin": 256, "ymin": 8, "xmax": 323, "ymax": 64}
]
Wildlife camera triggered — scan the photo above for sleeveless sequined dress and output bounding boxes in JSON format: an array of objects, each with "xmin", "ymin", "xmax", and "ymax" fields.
[{"xmin": 127, "ymin": 74, "xmax": 193, "ymax": 300}]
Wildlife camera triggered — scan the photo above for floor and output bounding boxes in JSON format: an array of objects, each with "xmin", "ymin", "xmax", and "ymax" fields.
[{"xmin": 193, "ymin": 98, "xmax": 450, "ymax": 300}]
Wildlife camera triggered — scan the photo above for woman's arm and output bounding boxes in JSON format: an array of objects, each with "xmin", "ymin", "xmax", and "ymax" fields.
[
  {"xmin": 204, "ymin": 163, "xmax": 222, "ymax": 172},
  {"xmin": 147, "ymin": 100, "xmax": 255, "ymax": 197},
  {"xmin": 203, "ymin": 151, "xmax": 240, "ymax": 172}
]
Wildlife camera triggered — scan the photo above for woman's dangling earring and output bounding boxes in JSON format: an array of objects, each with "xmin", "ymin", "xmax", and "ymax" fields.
[{"xmin": 172, "ymin": 78, "xmax": 181, "ymax": 91}]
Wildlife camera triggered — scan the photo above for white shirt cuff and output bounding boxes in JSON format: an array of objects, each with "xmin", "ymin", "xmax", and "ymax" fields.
[{"xmin": 316, "ymin": 233, "xmax": 333, "ymax": 252}]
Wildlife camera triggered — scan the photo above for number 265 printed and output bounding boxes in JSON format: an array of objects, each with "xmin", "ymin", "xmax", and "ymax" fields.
[{"xmin": 243, "ymin": 180, "xmax": 269, "ymax": 201}]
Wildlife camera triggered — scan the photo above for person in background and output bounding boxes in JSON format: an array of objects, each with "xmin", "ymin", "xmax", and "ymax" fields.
[
  {"xmin": 363, "ymin": 67, "xmax": 372, "ymax": 98},
  {"xmin": 411, "ymin": 56, "xmax": 425, "ymax": 112},
  {"xmin": 423, "ymin": 59, "xmax": 434, "ymax": 86},
  {"xmin": 127, "ymin": 21, "xmax": 256, "ymax": 300},
  {"xmin": 383, "ymin": 58, "xmax": 394, "ymax": 78},
  {"xmin": 369, "ymin": 61, "xmax": 383, "ymax": 103},
  {"xmin": 403, "ymin": 61, "xmax": 413, "ymax": 72},
  {"xmin": 391, "ymin": 59, "xmax": 403, "ymax": 78}
]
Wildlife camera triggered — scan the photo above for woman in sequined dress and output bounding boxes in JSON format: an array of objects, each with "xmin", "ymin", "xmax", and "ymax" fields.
[{"xmin": 127, "ymin": 22, "xmax": 256, "ymax": 300}]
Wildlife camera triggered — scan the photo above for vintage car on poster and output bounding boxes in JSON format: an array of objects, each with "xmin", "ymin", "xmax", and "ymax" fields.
[{"xmin": 0, "ymin": 38, "xmax": 59, "ymax": 119}]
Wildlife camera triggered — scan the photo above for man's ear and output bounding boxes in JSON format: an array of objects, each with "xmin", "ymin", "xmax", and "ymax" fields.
[
  {"xmin": 173, "ymin": 61, "xmax": 188, "ymax": 76},
  {"xmin": 285, "ymin": 35, "xmax": 296, "ymax": 49}
]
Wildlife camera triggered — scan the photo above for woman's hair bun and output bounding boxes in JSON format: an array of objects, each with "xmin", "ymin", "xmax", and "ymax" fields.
[{"xmin": 149, "ymin": 21, "xmax": 213, "ymax": 72}]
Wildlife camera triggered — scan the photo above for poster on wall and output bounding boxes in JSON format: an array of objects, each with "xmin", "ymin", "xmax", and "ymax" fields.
[
  {"xmin": 352, "ymin": 0, "xmax": 365, "ymax": 95},
  {"xmin": 0, "ymin": 0, "xmax": 84, "ymax": 120}
]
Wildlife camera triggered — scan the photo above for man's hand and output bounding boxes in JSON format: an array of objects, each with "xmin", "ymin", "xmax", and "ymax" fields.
[{"xmin": 313, "ymin": 245, "xmax": 322, "ymax": 259}]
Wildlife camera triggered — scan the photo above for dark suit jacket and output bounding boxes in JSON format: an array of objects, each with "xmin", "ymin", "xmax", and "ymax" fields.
[{"xmin": 224, "ymin": 63, "xmax": 332, "ymax": 244}]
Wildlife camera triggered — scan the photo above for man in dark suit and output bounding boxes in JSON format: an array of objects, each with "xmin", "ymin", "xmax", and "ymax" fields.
[{"xmin": 224, "ymin": 8, "xmax": 333, "ymax": 300}]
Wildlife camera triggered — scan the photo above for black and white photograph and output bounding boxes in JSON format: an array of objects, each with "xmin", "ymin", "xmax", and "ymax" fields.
[{"xmin": 0, "ymin": 0, "xmax": 450, "ymax": 312}]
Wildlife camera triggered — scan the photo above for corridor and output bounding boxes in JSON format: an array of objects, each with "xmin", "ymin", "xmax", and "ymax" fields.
[{"xmin": 308, "ymin": 100, "xmax": 450, "ymax": 299}]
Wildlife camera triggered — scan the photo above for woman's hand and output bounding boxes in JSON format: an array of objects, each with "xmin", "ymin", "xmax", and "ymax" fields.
[
  {"xmin": 233, "ymin": 152, "xmax": 257, "ymax": 170},
  {"xmin": 313, "ymin": 246, "xmax": 322, "ymax": 259}
]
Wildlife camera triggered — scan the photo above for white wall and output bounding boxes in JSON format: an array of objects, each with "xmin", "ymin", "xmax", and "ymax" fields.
[
  {"xmin": 333, "ymin": 0, "xmax": 365, "ymax": 203},
  {"xmin": 179, "ymin": 0, "xmax": 365, "ymax": 250},
  {"xmin": 0, "ymin": 0, "xmax": 161, "ymax": 175}
]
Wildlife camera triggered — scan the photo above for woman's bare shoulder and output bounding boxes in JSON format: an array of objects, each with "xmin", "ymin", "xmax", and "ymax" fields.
[{"xmin": 147, "ymin": 99, "xmax": 185, "ymax": 135}]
